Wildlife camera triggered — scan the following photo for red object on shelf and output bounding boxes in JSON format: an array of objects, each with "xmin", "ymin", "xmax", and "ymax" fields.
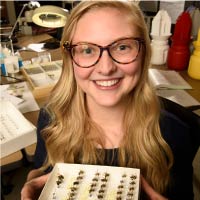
[{"xmin": 167, "ymin": 12, "xmax": 192, "ymax": 70}]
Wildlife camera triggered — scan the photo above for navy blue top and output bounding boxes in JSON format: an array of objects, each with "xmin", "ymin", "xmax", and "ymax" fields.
[{"xmin": 34, "ymin": 108, "xmax": 195, "ymax": 200}]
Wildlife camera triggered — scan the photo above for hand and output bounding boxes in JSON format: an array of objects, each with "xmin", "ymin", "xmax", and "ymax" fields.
[
  {"xmin": 141, "ymin": 175, "xmax": 168, "ymax": 200},
  {"xmin": 21, "ymin": 173, "xmax": 49, "ymax": 200}
]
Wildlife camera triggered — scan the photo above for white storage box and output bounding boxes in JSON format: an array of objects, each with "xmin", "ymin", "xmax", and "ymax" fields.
[
  {"xmin": 39, "ymin": 163, "xmax": 140, "ymax": 200},
  {"xmin": 0, "ymin": 100, "xmax": 36, "ymax": 158}
]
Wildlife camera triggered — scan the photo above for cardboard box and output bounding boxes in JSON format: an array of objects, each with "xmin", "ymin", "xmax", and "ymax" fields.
[{"xmin": 21, "ymin": 60, "xmax": 62, "ymax": 99}]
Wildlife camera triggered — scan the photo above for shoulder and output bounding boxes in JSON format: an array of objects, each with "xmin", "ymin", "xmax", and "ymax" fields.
[
  {"xmin": 159, "ymin": 109, "xmax": 189, "ymax": 134},
  {"xmin": 159, "ymin": 108, "xmax": 190, "ymax": 134},
  {"xmin": 160, "ymin": 110, "xmax": 194, "ymax": 199},
  {"xmin": 160, "ymin": 110, "xmax": 188, "ymax": 128},
  {"xmin": 159, "ymin": 109, "xmax": 191, "ymax": 151},
  {"xmin": 34, "ymin": 108, "xmax": 52, "ymax": 169}
]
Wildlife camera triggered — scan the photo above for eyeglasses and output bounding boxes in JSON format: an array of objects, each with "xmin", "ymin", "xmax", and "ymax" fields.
[{"xmin": 63, "ymin": 37, "xmax": 144, "ymax": 68}]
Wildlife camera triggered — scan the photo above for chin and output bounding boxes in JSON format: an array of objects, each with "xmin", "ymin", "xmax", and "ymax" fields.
[{"xmin": 94, "ymin": 98, "xmax": 123, "ymax": 108}]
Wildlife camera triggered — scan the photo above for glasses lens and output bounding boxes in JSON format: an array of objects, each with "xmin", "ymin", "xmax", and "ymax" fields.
[
  {"xmin": 71, "ymin": 43, "xmax": 100, "ymax": 68},
  {"xmin": 109, "ymin": 39, "xmax": 140, "ymax": 64}
]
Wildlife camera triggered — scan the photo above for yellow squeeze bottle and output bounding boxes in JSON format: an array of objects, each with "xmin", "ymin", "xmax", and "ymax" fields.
[{"xmin": 188, "ymin": 29, "xmax": 200, "ymax": 80}]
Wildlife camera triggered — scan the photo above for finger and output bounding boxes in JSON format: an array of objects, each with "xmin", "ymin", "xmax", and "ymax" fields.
[
  {"xmin": 141, "ymin": 175, "xmax": 155, "ymax": 195},
  {"xmin": 141, "ymin": 176, "xmax": 168, "ymax": 200},
  {"xmin": 21, "ymin": 173, "xmax": 50, "ymax": 200}
]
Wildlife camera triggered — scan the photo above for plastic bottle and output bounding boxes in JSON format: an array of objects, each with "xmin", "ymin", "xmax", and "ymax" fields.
[
  {"xmin": 150, "ymin": 10, "xmax": 171, "ymax": 65},
  {"xmin": 151, "ymin": 36, "xmax": 170, "ymax": 65},
  {"xmin": 167, "ymin": 12, "xmax": 192, "ymax": 70},
  {"xmin": 188, "ymin": 29, "xmax": 200, "ymax": 80},
  {"xmin": 0, "ymin": 44, "xmax": 7, "ymax": 75},
  {"xmin": 1, "ymin": 58, "xmax": 7, "ymax": 76},
  {"xmin": 15, "ymin": 51, "xmax": 23, "ymax": 68}
]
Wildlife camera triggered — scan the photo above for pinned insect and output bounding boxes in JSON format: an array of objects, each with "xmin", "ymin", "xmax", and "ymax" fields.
[
  {"xmin": 66, "ymin": 169, "xmax": 85, "ymax": 200},
  {"xmin": 129, "ymin": 181, "xmax": 136, "ymax": 185},
  {"xmin": 122, "ymin": 174, "xmax": 127, "ymax": 178},
  {"xmin": 92, "ymin": 177, "xmax": 99, "ymax": 182},
  {"xmin": 78, "ymin": 170, "xmax": 84, "ymax": 175},
  {"xmin": 97, "ymin": 194, "xmax": 104, "ymax": 199},
  {"xmin": 52, "ymin": 191, "xmax": 56, "ymax": 199},
  {"xmin": 117, "ymin": 185, "xmax": 124, "ymax": 189},
  {"xmin": 104, "ymin": 173, "xmax": 110, "ymax": 178},
  {"xmin": 89, "ymin": 188, "xmax": 95, "ymax": 193},
  {"xmin": 89, "ymin": 172, "xmax": 100, "ymax": 197},
  {"xmin": 70, "ymin": 186, "xmax": 77, "ymax": 192},
  {"xmin": 100, "ymin": 184, "xmax": 106, "ymax": 189},
  {"xmin": 98, "ymin": 189, "xmax": 105, "ymax": 194},
  {"xmin": 73, "ymin": 181, "xmax": 80, "ymax": 186},
  {"xmin": 127, "ymin": 191, "xmax": 134, "ymax": 197},
  {"xmin": 130, "ymin": 175, "xmax": 137, "ymax": 180},
  {"xmin": 117, "ymin": 190, "xmax": 123, "ymax": 195},
  {"xmin": 129, "ymin": 186, "xmax": 134, "ymax": 191},
  {"xmin": 56, "ymin": 174, "xmax": 64, "ymax": 187}
]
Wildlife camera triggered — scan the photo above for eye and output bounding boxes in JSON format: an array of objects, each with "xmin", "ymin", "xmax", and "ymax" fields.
[
  {"xmin": 82, "ymin": 45, "xmax": 93, "ymax": 55},
  {"xmin": 112, "ymin": 42, "xmax": 132, "ymax": 54},
  {"xmin": 73, "ymin": 44, "xmax": 97, "ymax": 57},
  {"xmin": 112, "ymin": 41, "xmax": 132, "ymax": 53},
  {"xmin": 118, "ymin": 44, "xmax": 129, "ymax": 51}
]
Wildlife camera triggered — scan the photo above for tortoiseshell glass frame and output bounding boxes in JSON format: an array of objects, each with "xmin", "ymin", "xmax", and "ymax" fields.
[{"xmin": 63, "ymin": 37, "xmax": 144, "ymax": 68}]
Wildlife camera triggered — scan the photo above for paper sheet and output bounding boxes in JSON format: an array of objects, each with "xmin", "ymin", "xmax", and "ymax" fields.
[
  {"xmin": 0, "ymin": 82, "xmax": 39, "ymax": 113},
  {"xmin": 27, "ymin": 43, "xmax": 46, "ymax": 52},
  {"xmin": 156, "ymin": 89, "xmax": 200, "ymax": 107}
]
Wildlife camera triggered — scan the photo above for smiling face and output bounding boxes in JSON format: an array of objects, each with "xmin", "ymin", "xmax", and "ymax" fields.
[{"xmin": 72, "ymin": 7, "xmax": 142, "ymax": 109}]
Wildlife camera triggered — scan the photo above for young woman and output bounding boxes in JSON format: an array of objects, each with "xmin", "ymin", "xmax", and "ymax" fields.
[{"xmin": 21, "ymin": 1, "xmax": 194, "ymax": 200}]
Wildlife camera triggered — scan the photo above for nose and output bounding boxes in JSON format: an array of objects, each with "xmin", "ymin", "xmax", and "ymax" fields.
[{"xmin": 95, "ymin": 49, "xmax": 117, "ymax": 75}]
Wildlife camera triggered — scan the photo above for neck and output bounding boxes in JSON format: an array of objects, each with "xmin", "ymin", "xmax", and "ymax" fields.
[
  {"xmin": 87, "ymin": 99, "xmax": 125, "ymax": 126},
  {"xmin": 87, "ymin": 98, "xmax": 126, "ymax": 148}
]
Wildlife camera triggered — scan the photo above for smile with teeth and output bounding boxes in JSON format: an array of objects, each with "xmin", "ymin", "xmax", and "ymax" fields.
[{"xmin": 95, "ymin": 79, "xmax": 120, "ymax": 87}]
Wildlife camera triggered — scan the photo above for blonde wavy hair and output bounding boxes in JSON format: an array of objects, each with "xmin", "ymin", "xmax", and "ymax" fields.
[{"xmin": 42, "ymin": 1, "xmax": 173, "ymax": 194}]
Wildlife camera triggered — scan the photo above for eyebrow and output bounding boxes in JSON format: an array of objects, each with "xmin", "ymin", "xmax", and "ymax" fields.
[{"xmin": 72, "ymin": 36, "xmax": 141, "ymax": 46}]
